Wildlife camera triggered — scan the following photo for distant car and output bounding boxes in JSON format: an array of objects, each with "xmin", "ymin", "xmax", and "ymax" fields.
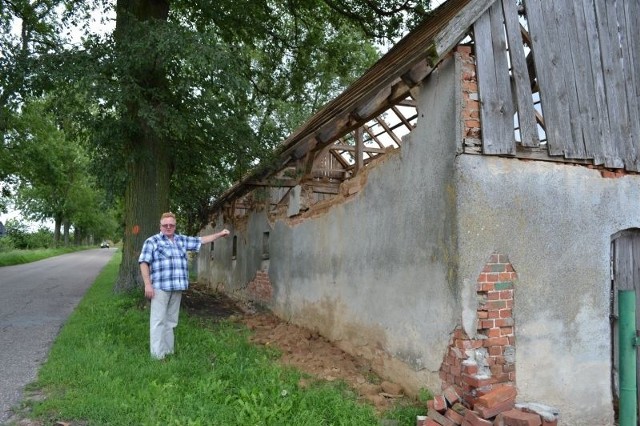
[{"xmin": 100, "ymin": 241, "xmax": 110, "ymax": 249}]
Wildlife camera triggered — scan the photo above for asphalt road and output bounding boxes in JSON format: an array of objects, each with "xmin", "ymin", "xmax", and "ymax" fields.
[{"xmin": 0, "ymin": 248, "xmax": 116, "ymax": 424}]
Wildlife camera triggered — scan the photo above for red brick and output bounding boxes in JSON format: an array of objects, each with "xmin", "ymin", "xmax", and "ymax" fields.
[
  {"xmin": 490, "ymin": 365, "xmax": 503, "ymax": 376},
  {"xmin": 500, "ymin": 327, "xmax": 513, "ymax": 336},
  {"xmin": 498, "ymin": 272, "xmax": 512, "ymax": 281},
  {"xmin": 443, "ymin": 386, "xmax": 461, "ymax": 405},
  {"xmin": 488, "ymin": 346, "xmax": 503, "ymax": 356},
  {"xmin": 476, "ymin": 386, "xmax": 517, "ymax": 408},
  {"xmin": 499, "ymin": 290, "xmax": 513, "ymax": 300},
  {"xmin": 499, "ymin": 309, "xmax": 512, "ymax": 318},
  {"xmin": 428, "ymin": 409, "xmax": 457, "ymax": 426},
  {"xmin": 486, "ymin": 328, "xmax": 501, "ymax": 338},
  {"xmin": 462, "ymin": 410, "xmax": 493, "ymax": 426},
  {"xmin": 445, "ymin": 408, "xmax": 465, "ymax": 425},
  {"xmin": 475, "ymin": 398, "xmax": 515, "ymax": 419},
  {"xmin": 417, "ymin": 416, "xmax": 439, "ymax": 426},
  {"xmin": 433, "ymin": 395, "xmax": 448, "ymax": 412},
  {"xmin": 500, "ymin": 409, "xmax": 542, "ymax": 426},
  {"xmin": 479, "ymin": 320, "xmax": 496, "ymax": 328},
  {"xmin": 463, "ymin": 375, "xmax": 496, "ymax": 388},
  {"xmin": 451, "ymin": 402, "xmax": 468, "ymax": 416},
  {"xmin": 494, "ymin": 318, "xmax": 514, "ymax": 327},
  {"xmin": 541, "ymin": 420, "xmax": 557, "ymax": 426},
  {"xmin": 454, "ymin": 328, "xmax": 469, "ymax": 339},
  {"xmin": 462, "ymin": 362, "xmax": 478, "ymax": 375},
  {"xmin": 484, "ymin": 337, "xmax": 510, "ymax": 347}
]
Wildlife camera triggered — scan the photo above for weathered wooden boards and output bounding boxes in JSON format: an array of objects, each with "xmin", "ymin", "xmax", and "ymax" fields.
[{"xmin": 476, "ymin": 0, "xmax": 640, "ymax": 171}]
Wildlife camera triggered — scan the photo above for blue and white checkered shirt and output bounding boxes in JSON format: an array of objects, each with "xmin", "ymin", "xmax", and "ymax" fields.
[{"xmin": 138, "ymin": 233, "xmax": 202, "ymax": 291}]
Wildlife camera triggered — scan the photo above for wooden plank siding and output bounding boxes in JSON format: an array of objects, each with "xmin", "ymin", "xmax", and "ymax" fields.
[
  {"xmin": 213, "ymin": 0, "xmax": 640, "ymax": 219},
  {"xmin": 211, "ymin": 0, "xmax": 498, "ymax": 211},
  {"xmin": 477, "ymin": 0, "xmax": 640, "ymax": 171},
  {"xmin": 501, "ymin": 0, "xmax": 539, "ymax": 148},
  {"xmin": 474, "ymin": 1, "xmax": 515, "ymax": 155}
]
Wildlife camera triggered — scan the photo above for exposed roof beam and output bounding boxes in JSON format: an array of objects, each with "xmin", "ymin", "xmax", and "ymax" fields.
[{"xmin": 211, "ymin": 0, "xmax": 497, "ymax": 211}]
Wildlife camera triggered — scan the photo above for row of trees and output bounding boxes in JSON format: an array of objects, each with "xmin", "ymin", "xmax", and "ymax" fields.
[
  {"xmin": 1, "ymin": 99, "xmax": 120, "ymax": 245},
  {"xmin": 1, "ymin": 0, "xmax": 431, "ymax": 290}
]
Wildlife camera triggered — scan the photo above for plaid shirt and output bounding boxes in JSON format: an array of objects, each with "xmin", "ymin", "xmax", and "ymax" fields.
[{"xmin": 138, "ymin": 233, "xmax": 202, "ymax": 291}]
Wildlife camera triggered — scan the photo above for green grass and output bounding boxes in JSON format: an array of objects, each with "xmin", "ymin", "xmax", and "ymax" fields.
[
  {"xmin": 0, "ymin": 246, "xmax": 93, "ymax": 267},
  {"xmin": 16, "ymin": 253, "xmax": 423, "ymax": 425}
]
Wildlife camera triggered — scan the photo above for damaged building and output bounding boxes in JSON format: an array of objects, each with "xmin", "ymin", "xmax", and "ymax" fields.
[{"xmin": 197, "ymin": 0, "xmax": 640, "ymax": 424}]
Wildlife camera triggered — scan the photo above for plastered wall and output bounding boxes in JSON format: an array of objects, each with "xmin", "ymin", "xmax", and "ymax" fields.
[
  {"xmin": 199, "ymin": 50, "xmax": 639, "ymax": 424},
  {"xmin": 201, "ymin": 56, "xmax": 462, "ymax": 394},
  {"xmin": 456, "ymin": 155, "xmax": 640, "ymax": 425}
]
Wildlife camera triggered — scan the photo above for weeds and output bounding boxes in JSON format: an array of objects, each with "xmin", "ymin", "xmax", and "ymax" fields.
[{"xmin": 0, "ymin": 246, "xmax": 91, "ymax": 267}]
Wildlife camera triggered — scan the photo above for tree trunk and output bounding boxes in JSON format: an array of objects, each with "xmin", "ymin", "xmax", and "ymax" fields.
[
  {"xmin": 115, "ymin": 134, "xmax": 171, "ymax": 291},
  {"xmin": 63, "ymin": 219, "xmax": 70, "ymax": 246},
  {"xmin": 113, "ymin": 0, "xmax": 172, "ymax": 292},
  {"xmin": 53, "ymin": 215, "xmax": 61, "ymax": 247}
]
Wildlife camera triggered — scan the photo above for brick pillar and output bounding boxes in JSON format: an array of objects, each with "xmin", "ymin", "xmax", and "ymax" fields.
[
  {"xmin": 457, "ymin": 45, "xmax": 481, "ymax": 149},
  {"xmin": 439, "ymin": 253, "xmax": 517, "ymax": 408}
]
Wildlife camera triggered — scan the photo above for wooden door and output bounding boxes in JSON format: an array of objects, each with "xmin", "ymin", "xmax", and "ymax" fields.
[{"xmin": 612, "ymin": 229, "xmax": 640, "ymax": 417}]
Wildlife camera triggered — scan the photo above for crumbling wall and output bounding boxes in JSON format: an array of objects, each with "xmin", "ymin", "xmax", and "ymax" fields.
[
  {"xmin": 455, "ymin": 155, "xmax": 640, "ymax": 425},
  {"xmin": 201, "ymin": 55, "xmax": 463, "ymax": 395}
]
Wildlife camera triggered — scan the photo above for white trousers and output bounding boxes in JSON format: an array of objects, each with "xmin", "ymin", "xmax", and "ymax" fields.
[{"xmin": 150, "ymin": 289, "xmax": 182, "ymax": 359}]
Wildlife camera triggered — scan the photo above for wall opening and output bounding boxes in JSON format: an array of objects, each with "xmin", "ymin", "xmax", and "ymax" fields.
[
  {"xmin": 232, "ymin": 235, "xmax": 237, "ymax": 260},
  {"xmin": 610, "ymin": 228, "xmax": 640, "ymax": 422},
  {"xmin": 439, "ymin": 253, "xmax": 517, "ymax": 408},
  {"xmin": 262, "ymin": 231, "xmax": 270, "ymax": 259}
]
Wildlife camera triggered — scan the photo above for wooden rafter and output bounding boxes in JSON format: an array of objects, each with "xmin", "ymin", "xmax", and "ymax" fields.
[{"xmin": 211, "ymin": 0, "xmax": 497, "ymax": 211}]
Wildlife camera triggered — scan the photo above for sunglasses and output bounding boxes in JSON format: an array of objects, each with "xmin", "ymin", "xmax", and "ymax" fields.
[{"xmin": 161, "ymin": 224, "xmax": 176, "ymax": 229}]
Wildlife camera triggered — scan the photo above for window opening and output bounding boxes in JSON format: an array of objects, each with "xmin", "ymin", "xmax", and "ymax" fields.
[
  {"xmin": 262, "ymin": 232, "xmax": 270, "ymax": 259},
  {"xmin": 232, "ymin": 236, "xmax": 237, "ymax": 260}
]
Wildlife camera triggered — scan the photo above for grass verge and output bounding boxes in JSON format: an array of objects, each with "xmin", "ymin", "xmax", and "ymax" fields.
[
  {"xmin": 15, "ymin": 253, "xmax": 423, "ymax": 425},
  {"xmin": 0, "ymin": 246, "xmax": 94, "ymax": 267}
]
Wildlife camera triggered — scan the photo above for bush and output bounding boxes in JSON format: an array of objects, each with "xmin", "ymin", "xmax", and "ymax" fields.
[
  {"xmin": 0, "ymin": 236, "xmax": 16, "ymax": 252},
  {"xmin": 4, "ymin": 219, "xmax": 53, "ymax": 249}
]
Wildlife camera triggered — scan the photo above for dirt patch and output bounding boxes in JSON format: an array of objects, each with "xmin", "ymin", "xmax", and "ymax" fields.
[{"xmin": 182, "ymin": 282, "xmax": 415, "ymax": 413}]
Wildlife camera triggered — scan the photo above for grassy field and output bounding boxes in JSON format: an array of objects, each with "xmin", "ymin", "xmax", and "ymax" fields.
[
  {"xmin": 14, "ymin": 253, "xmax": 422, "ymax": 425},
  {"xmin": 0, "ymin": 246, "xmax": 93, "ymax": 267}
]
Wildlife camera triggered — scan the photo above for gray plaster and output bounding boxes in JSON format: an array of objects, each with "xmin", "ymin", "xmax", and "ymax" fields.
[
  {"xmin": 455, "ymin": 155, "xmax": 640, "ymax": 424},
  {"xmin": 201, "ymin": 57, "xmax": 462, "ymax": 390}
]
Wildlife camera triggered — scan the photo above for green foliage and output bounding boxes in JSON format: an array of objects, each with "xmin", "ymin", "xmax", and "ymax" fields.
[
  {"xmin": 1, "ymin": 0, "xmax": 434, "ymax": 288},
  {"xmin": 2, "ymin": 97, "xmax": 119, "ymax": 244},
  {"xmin": 418, "ymin": 387, "xmax": 434, "ymax": 403},
  {"xmin": 3, "ymin": 219, "xmax": 53, "ymax": 250},
  {"xmin": 26, "ymin": 254, "xmax": 396, "ymax": 425}
]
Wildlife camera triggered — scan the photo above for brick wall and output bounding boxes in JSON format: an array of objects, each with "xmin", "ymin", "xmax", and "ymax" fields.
[
  {"xmin": 246, "ymin": 269, "xmax": 273, "ymax": 303},
  {"xmin": 457, "ymin": 45, "xmax": 482, "ymax": 149},
  {"xmin": 439, "ymin": 253, "xmax": 517, "ymax": 408}
]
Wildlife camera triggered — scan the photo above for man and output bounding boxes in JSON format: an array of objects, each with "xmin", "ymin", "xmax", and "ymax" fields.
[{"xmin": 139, "ymin": 212, "xmax": 230, "ymax": 359}]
